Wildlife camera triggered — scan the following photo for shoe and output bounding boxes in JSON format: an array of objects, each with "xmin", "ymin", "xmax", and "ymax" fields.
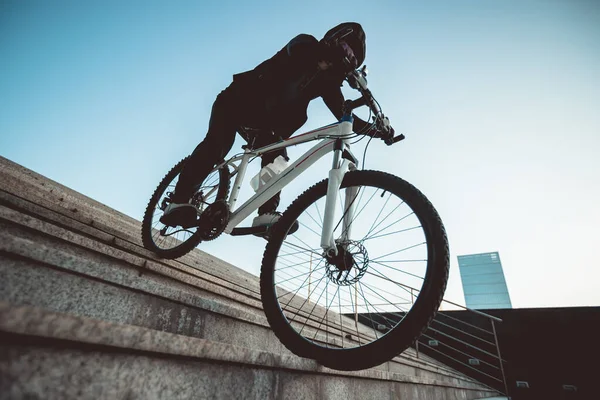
[
  {"xmin": 252, "ymin": 212, "xmax": 299, "ymax": 235},
  {"xmin": 160, "ymin": 202, "xmax": 198, "ymax": 228}
]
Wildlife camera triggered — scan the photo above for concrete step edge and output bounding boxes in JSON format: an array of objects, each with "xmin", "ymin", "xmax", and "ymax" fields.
[
  {"xmin": 0, "ymin": 157, "xmax": 481, "ymax": 383},
  {"xmin": 0, "ymin": 301, "xmax": 497, "ymax": 393},
  {"xmin": 0, "ymin": 209, "xmax": 477, "ymax": 382},
  {"xmin": 1, "ymin": 223, "xmax": 477, "ymax": 384}
]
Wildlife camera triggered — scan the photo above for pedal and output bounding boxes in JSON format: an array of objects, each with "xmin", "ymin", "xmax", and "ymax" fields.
[
  {"xmin": 230, "ymin": 220, "xmax": 299, "ymax": 238},
  {"xmin": 230, "ymin": 226, "xmax": 269, "ymax": 237}
]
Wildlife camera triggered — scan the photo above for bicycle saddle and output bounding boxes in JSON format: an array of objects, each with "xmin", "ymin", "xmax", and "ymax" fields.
[{"xmin": 238, "ymin": 126, "xmax": 276, "ymax": 150}]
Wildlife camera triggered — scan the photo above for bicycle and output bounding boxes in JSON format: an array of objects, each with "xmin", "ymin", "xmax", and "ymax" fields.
[{"xmin": 141, "ymin": 66, "xmax": 449, "ymax": 371}]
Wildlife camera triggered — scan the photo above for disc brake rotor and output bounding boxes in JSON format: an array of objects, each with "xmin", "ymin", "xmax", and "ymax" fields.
[{"xmin": 324, "ymin": 240, "xmax": 369, "ymax": 286}]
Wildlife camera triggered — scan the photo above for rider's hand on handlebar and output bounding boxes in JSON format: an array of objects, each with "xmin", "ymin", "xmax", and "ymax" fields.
[
  {"xmin": 367, "ymin": 115, "xmax": 394, "ymax": 140},
  {"xmin": 366, "ymin": 116, "xmax": 404, "ymax": 145},
  {"xmin": 366, "ymin": 125, "xmax": 394, "ymax": 140}
]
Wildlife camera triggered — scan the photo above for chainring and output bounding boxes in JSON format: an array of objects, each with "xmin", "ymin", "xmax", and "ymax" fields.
[{"xmin": 197, "ymin": 200, "xmax": 230, "ymax": 241}]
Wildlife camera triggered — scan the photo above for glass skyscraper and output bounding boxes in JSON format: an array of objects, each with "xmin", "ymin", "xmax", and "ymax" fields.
[{"xmin": 457, "ymin": 252, "xmax": 512, "ymax": 309}]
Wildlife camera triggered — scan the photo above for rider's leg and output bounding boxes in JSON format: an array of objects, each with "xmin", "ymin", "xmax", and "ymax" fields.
[
  {"xmin": 173, "ymin": 88, "xmax": 240, "ymax": 203},
  {"xmin": 161, "ymin": 85, "xmax": 241, "ymax": 227}
]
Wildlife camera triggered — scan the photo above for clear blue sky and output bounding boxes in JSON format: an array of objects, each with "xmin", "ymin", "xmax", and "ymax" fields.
[{"xmin": 2, "ymin": 0, "xmax": 599, "ymax": 308}]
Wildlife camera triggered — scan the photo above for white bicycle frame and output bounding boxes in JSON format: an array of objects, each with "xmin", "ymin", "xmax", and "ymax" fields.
[{"xmin": 216, "ymin": 118, "xmax": 359, "ymax": 255}]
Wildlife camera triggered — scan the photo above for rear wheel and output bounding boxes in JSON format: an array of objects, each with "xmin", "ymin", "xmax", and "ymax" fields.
[
  {"xmin": 141, "ymin": 157, "xmax": 229, "ymax": 259},
  {"xmin": 260, "ymin": 170, "xmax": 449, "ymax": 370}
]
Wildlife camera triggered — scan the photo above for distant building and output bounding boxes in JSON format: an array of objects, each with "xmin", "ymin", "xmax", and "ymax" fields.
[{"xmin": 457, "ymin": 252, "xmax": 512, "ymax": 309}]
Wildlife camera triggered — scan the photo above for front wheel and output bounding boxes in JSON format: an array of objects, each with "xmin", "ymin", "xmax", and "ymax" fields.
[{"xmin": 260, "ymin": 170, "xmax": 449, "ymax": 371}]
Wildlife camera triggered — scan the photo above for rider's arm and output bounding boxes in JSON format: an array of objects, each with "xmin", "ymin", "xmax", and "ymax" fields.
[
  {"xmin": 234, "ymin": 34, "xmax": 320, "ymax": 85},
  {"xmin": 286, "ymin": 34, "xmax": 321, "ymax": 62},
  {"xmin": 322, "ymin": 85, "xmax": 372, "ymax": 134},
  {"xmin": 290, "ymin": 37, "xmax": 373, "ymax": 134}
]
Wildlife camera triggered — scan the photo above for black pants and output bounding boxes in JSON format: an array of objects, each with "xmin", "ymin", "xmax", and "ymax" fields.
[{"xmin": 173, "ymin": 81, "xmax": 287, "ymax": 215}]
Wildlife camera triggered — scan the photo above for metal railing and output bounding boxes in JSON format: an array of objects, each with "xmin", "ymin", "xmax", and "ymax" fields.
[
  {"xmin": 338, "ymin": 279, "xmax": 509, "ymax": 396},
  {"xmin": 349, "ymin": 286, "xmax": 510, "ymax": 396},
  {"xmin": 415, "ymin": 297, "xmax": 509, "ymax": 396}
]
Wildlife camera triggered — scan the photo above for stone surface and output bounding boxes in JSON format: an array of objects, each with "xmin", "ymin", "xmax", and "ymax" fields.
[
  {"xmin": 0, "ymin": 344, "xmax": 496, "ymax": 400},
  {"xmin": 0, "ymin": 302, "xmax": 497, "ymax": 392},
  {"xmin": 0, "ymin": 199, "xmax": 467, "ymax": 381},
  {"xmin": 0, "ymin": 220, "xmax": 469, "ymax": 381},
  {"xmin": 0, "ymin": 155, "xmax": 500, "ymax": 398}
]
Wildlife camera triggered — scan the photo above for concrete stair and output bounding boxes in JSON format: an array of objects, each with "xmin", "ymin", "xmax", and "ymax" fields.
[{"xmin": 0, "ymin": 155, "xmax": 499, "ymax": 399}]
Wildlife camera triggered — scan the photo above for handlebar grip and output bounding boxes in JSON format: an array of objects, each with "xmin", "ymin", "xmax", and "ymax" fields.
[{"xmin": 384, "ymin": 133, "xmax": 405, "ymax": 146}]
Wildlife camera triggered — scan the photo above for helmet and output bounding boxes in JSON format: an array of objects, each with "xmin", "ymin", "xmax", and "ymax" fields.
[{"xmin": 321, "ymin": 22, "xmax": 366, "ymax": 70}]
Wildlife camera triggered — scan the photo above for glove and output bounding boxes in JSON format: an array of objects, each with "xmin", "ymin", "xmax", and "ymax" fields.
[{"xmin": 367, "ymin": 117, "xmax": 394, "ymax": 140}]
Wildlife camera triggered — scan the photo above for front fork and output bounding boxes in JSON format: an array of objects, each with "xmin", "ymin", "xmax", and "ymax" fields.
[{"xmin": 321, "ymin": 143, "xmax": 357, "ymax": 256}]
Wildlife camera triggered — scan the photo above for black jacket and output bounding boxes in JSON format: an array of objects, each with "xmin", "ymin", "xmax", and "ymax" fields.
[{"xmin": 233, "ymin": 34, "xmax": 370, "ymax": 137}]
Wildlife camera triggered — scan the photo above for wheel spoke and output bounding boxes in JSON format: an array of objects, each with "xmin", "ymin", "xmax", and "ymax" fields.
[
  {"xmin": 370, "ymin": 242, "xmax": 426, "ymax": 262},
  {"xmin": 363, "ymin": 191, "xmax": 393, "ymax": 239},
  {"xmin": 363, "ymin": 211, "xmax": 414, "ymax": 242},
  {"xmin": 261, "ymin": 171, "xmax": 449, "ymax": 370},
  {"xmin": 369, "ymin": 260, "xmax": 426, "ymax": 280},
  {"xmin": 304, "ymin": 210, "xmax": 322, "ymax": 234},
  {"xmin": 315, "ymin": 201, "xmax": 323, "ymax": 226},
  {"xmin": 356, "ymin": 281, "xmax": 379, "ymax": 339},
  {"xmin": 280, "ymin": 240, "xmax": 323, "ymax": 258},
  {"xmin": 311, "ymin": 283, "xmax": 340, "ymax": 342},
  {"xmin": 288, "ymin": 272, "xmax": 328, "ymax": 325},
  {"xmin": 362, "ymin": 225, "xmax": 421, "ymax": 242}
]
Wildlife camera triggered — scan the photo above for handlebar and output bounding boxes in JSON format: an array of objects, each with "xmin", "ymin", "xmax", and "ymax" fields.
[
  {"xmin": 344, "ymin": 68, "xmax": 404, "ymax": 146},
  {"xmin": 385, "ymin": 132, "xmax": 406, "ymax": 145}
]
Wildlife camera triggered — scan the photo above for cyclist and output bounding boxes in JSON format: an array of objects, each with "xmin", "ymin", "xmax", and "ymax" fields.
[{"xmin": 162, "ymin": 22, "xmax": 374, "ymax": 230}]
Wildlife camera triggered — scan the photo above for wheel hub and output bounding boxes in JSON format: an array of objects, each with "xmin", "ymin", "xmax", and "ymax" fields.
[{"xmin": 324, "ymin": 241, "xmax": 369, "ymax": 285}]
